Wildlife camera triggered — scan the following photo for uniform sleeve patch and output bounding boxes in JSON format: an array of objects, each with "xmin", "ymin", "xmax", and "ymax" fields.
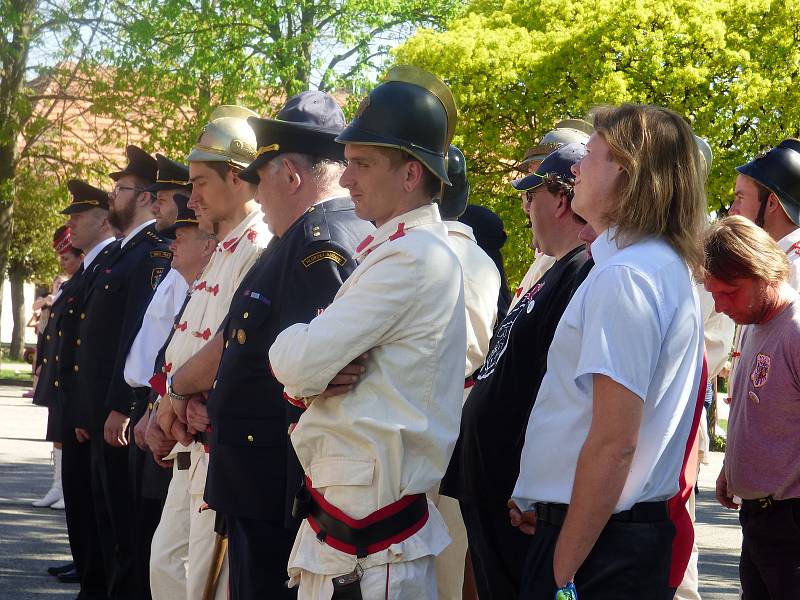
[
  {"xmin": 151, "ymin": 267, "xmax": 165, "ymax": 289},
  {"xmin": 301, "ymin": 250, "xmax": 346, "ymax": 268},
  {"xmin": 151, "ymin": 250, "xmax": 172, "ymax": 259}
]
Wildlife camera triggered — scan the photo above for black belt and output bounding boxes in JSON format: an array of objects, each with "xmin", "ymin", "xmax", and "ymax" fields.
[
  {"xmin": 292, "ymin": 478, "xmax": 429, "ymax": 558},
  {"xmin": 741, "ymin": 496, "xmax": 800, "ymax": 512},
  {"xmin": 535, "ymin": 501, "xmax": 669, "ymax": 526}
]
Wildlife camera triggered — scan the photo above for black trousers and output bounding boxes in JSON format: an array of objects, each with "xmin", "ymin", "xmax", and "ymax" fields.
[
  {"xmin": 227, "ymin": 514, "xmax": 297, "ymax": 600},
  {"xmin": 519, "ymin": 516, "xmax": 674, "ymax": 599},
  {"xmin": 127, "ymin": 414, "xmax": 164, "ymax": 600},
  {"xmin": 739, "ymin": 498, "xmax": 800, "ymax": 599},
  {"xmin": 90, "ymin": 432, "xmax": 141, "ymax": 600},
  {"xmin": 459, "ymin": 500, "xmax": 531, "ymax": 600},
  {"xmin": 61, "ymin": 426, "xmax": 108, "ymax": 600}
]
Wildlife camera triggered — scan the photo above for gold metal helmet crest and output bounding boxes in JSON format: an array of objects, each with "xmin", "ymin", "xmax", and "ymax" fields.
[{"xmin": 384, "ymin": 65, "xmax": 458, "ymax": 149}]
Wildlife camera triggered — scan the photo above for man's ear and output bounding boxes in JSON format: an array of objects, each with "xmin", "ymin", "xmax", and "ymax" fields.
[
  {"xmin": 403, "ymin": 160, "xmax": 425, "ymax": 193},
  {"xmin": 283, "ymin": 157, "xmax": 303, "ymax": 193},
  {"xmin": 554, "ymin": 192, "xmax": 570, "ymax": 219},
  {"xmin": 767, "ymin": 192, "xmax": 781, "ymax": 214}
]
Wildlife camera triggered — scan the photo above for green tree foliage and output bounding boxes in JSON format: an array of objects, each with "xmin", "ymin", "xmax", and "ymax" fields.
[
  {"xmin": 8, "ymin": 164, "xmax": 65, "ymax": 285},
  {"xmin": 394, "ymin": 0, "xmax": 800, "ymax": 284},
  {"xmin": 90, "ymin": 0, "xmax": 464, "ymax": 157}
]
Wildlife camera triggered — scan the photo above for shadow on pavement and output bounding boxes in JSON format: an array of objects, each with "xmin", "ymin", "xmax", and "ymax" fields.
[{"xmin": 0, "ymin": 459, "xmax": 77, "ymax": 599}]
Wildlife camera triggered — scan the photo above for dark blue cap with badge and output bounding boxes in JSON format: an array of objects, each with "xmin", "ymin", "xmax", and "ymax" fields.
[
  {"xmin": 160, "ymin": 194, "xmax": 198, "ymax": 239},
  {"xmin": 146, "ymin": 154, "xmax": 192, "ymax": 193},
  {"xmin": 110, "ymin": 145, "xmax": 158, "ymax": 184},
  {"xmin": 62, "ymin": 179, "xmax": 110, "ymax": 214},
  {"xmin": 512, "ymin": 142, "xmax": 587, "ymax": 192},
  {"xmin": 239, "ymin": 91, "xmax": 347, "ymax": 184}
]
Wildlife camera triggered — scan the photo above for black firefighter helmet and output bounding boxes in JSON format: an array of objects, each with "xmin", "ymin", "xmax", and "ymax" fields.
[
  {"xmin": 439, "ymin": 145, "xmax": 470, "ymax": 220},
  {"xmin": 336, "ymin": 65, "xmax": 457, "ymax": 185},
  {"xmin": 736, "ymin": 139, "xmax": 800, "ymax": 226}
]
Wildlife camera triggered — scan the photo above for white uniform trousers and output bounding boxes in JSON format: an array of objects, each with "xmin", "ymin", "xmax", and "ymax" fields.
[
  {"xmin": 150, "ymin": 441, "xmax": 229, "ymax": 599},
  {"xmin": 294, "ymin": 556, "xmax": 436, "ymax": 600},
  {"xmin": 427, "ymin": 488, "xmax": 467, "ymax": 600}
]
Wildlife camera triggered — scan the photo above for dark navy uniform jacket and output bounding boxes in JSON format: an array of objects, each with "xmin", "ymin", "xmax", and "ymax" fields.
[
  {"xmin": 204, "ymin": 197, "xmax": 374, "ymax": 524},
  {"xmin": 73, "ymin": 224, "xmax": 172, "ymax": 432},
  {"xmin": 54, "ymin": 241, "xmax": 121, "ymax": 429},
  {"xmin": 34, "ymin": 274, "xmax": 81, "ymax": 409}
]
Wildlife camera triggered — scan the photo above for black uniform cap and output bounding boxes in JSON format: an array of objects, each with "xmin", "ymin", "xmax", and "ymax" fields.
[
  {"xmin": 335, "ymin": 65, "xmax": 457, "ymax": 185},
  {"xmin": 239, "ymin": 91, "xmax": 347, "ymax": 184},
  {"xmin": 109, "ymin": 145, "xmax": 158, "ymax": 184},
  {"xmin": 159, "ymin": 194, "xmax": 198, "ymax": 239},
  {"xmin": 736, "ymin": 139, "xmax": 800, "ymax": 226},
  {"xmin": 146, "ymin": 154, "xmax": 192, "ymax": 192},
  {"xmin": 439, "ymin": 145, "xmax": 470, "ymax": 220},
  {"xmin": 62, "ymin": 179, "xmax": 110, "ymax": 214}
]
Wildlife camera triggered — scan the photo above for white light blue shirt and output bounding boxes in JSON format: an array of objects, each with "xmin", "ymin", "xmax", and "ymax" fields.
[
  {"xmin": 512, "ymin": 228, "xmax": 704, "ymax": 512},
  {"xmin": 124, "ymin": 268, "xmax": 189, "ymax": 388}
]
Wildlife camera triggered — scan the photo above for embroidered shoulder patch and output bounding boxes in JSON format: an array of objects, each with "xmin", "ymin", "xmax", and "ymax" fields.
[
  {"xmin": 150, "ymin": 250, "xmax": 172, "ymax": 259},
  {"xmin": 750, "ymin": 353, "xmax": 771, "ymax": 388},
  {"xmin": 151, "ymin": 267, "xmax": 165, "ymax": 289},
  {"xmin": 301, "ymin": 250, "xmax": 346, "ymax": 268}
]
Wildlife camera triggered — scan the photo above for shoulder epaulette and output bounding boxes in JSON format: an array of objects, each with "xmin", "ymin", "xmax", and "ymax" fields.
[{"xmin": 303, "ymin": 204, "xmax": 331, "ymax": 245}]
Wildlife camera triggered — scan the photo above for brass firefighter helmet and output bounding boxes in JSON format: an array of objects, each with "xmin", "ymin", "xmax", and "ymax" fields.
[
  {"xmin": 187, "ymin": 105, "xmax": 259, "ymax": 168},
  {"xmin": 521, "ymin": 119, "xmax": 594, "ymax": 166}
]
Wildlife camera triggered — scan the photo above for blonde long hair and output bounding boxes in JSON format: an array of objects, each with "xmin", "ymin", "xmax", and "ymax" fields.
[{"xmin": 594, "ymin": 104, "xmax": 706, "ymax": 276}]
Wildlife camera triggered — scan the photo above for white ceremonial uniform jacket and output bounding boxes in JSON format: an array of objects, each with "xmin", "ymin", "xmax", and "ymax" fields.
[
  {"xmin": 509, "ymin": 250, "xmax": 556, "ymax": 310},
  {"xmin": 445, "ymin": 221, "xmax": 500, "ymax": 387},
  {"xmin": 164, "ymin": 209, "xmax": 271, "ymax": 377},
  {"xmin": 270, "ymin": 203, "xmax": 466, "ymax": 576},
  {"xmin": 777, "ymin": 228, "xmax": 800, "ymax": 290}
]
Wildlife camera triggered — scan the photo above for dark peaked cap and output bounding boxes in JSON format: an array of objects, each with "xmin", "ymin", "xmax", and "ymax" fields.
[
  {"xmin": 109, "ymin": 144, "xmax": 158, "ymax": 183},
  {"xmin": 160, "ymin": 194, "xmax": 198, "ymax": 239},
  {"xmin": 146, "ymin": 154, "xmax": 192, "ymax": 192},
  {"xmin": 62, "ymin": 179, "xmax": 110, "ymax": 214},
  {"xmin": 239, "ymin": 91, "xmax": 347, "ymax": 184}
]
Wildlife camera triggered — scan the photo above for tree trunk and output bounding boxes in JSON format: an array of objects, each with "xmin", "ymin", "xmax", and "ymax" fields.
[{"xmin": 9, "ymin": 265, "xmax": 25, "ymax": 361}]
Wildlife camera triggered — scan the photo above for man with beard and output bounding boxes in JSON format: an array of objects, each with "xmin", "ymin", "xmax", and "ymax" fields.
[
  {"xmin": 71, "ymin": 145, "xmax": 173, "ymax": 600},
  {"xmin": 167, "ymin": 90, "xmax": 374, "ymax": 599},
  {"xmin": 149, "ymin": 105, "xmax": 271, "ymax": 600},
  {"xmin": 706, "ymin": 216, "xmax": 800, "ymax": 599},
  {"xmin": 123, "ymin": 155, "xmax": 193, "ymax": 599}
]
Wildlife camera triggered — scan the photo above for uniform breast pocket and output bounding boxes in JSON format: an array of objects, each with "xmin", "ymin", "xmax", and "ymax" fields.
[
  {"xmin": 225, "ymin": 292, "xmax": 273, "ymax": 349},
  {"xmin": 217, "ymin": 417, "xmax": 286, "ymax": 448}
]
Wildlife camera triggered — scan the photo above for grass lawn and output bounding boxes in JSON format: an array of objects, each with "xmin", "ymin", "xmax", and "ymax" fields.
[{"xmin": 0, "ymin": 361, "xmax": 33, "ymax": 383}]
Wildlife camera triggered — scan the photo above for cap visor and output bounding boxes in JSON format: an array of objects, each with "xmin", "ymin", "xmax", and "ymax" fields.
[
  {"xmin": 238, "ymin": 155, "xmax": 272, "ymax": 184},
  {"xmin": 145, "ymin": 182, "xmax": 192, "ymax": 193},
  {"xmin": 511, "ymin": 173, "xmax": 545, "ymax": 191}
]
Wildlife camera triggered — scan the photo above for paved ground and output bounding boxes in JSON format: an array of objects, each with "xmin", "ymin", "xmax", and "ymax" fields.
[{"xmin": 0, "ymin": 385, "xmax": 742, "ymax": 598}]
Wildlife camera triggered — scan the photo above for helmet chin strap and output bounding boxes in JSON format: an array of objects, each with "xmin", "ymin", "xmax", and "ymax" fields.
[{"xmin": 755, "ymin": 195, "xmax": 768, "ymax": 228}]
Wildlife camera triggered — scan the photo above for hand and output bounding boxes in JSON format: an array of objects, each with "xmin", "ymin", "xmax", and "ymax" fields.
[
  {"xmin": 104, "ymin": 410, "xmax": 131, "ymax": 447},
  {"xmin": 186, "ymin": 396, "xmax": 210, "ymax": 433},
  {"xmin": 318, "ymin": 354, "xmax": 368, "ymax": 399},
  {"xmin": 508, "ymin": 499, "xmax": 537, "ymax": 535},
  {"xmin": 133, "ymin": 410, "xmax": 150, "ymax": 450},
  {"xmin": 156, "ymin": 396, "xmax": 177, "ymax": 435},
  {"xmin": 715, "ymin": 465, "xmax": 738, "ymax": 509},
  {"xmin": 145, "ymin": 411, "xmax": 176, "ymax": 468},
  {"xmin": 170, "ymin": 395, "xmax": 188, "ymax": 424},
  {"xmin": 75, "ymin": 427, "xmax": 90, "ymax": 443},
  {"xmin": 170, "ymin": 419, "xmax": 194, "ymax": 446}
]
